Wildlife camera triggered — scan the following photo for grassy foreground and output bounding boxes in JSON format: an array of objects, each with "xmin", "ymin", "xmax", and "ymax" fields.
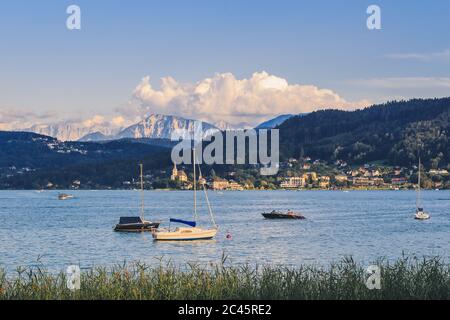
[{"xmin": 0, "ymin": 257, "xmax": 449, "ymax": 300}]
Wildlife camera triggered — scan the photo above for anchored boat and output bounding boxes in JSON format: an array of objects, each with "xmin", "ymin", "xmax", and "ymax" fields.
[
  {"xmin": 114, "ymin": 164, "xmax": 160, "ymax": 232},
  {"xmin": 152, "ymin": 147, "xmax": 218, "ymax": 241},
  {"xmin": 414, "ymin": 158, "xmax": 430, "ymax": 220},
  {"xmin": 58, "ymin": 193, "xmax": 74, "ymax": 200},
  {"xmin": 262, "ymin": 210, "xmax": 306, "ymax": 220}
]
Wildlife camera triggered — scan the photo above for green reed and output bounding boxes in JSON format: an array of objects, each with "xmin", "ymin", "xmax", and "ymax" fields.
[{"xmin": 0, "ymin": 256, "xmax": 449, "ymax": 300}]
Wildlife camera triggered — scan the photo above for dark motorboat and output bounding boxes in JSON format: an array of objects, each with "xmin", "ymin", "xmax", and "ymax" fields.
[
  {"xmin": 114, "ymin": 216, "xmax": 160, "ymax": 232},
  {"xmin": 114, "ymin": 164, "xmax": 160, "ymax": 232},
  {"xmin": 262, "ymin": 210, "xmax": 306, "ymax": 220}
]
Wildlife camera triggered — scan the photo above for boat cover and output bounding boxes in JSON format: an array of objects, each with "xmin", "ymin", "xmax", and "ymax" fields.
[
  {"xmin": 119, "ymin": 217, "xmax": 143, "ymax": 224},
  {"xmin": 170, "ymin": 218, "xmax": 196, "ymax": 227}
]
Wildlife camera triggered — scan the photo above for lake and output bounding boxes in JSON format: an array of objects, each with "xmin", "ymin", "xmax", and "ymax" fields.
[{"xmin": 0, "ymin": 190, "xmax": 449, "ymax": 273}]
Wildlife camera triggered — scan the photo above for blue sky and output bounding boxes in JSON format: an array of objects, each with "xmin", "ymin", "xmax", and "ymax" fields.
[{"xmin": 1, "ymin": 0, "xmax": 449, "ymax": 127}]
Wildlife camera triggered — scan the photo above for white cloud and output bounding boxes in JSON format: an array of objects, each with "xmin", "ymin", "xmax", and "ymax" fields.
[
  {"xmin": 350, "ymin": 77, "xmax": 450, "ymax": 89},
  {"xmin": 0, "ymin": 108, "xmax": 38, "ymax": 131},
  {"xmin": 131, "ymin": 71, "xmax": 370, "ymax": 126},
  {"xmin": 385, "ymin": 49, "xmax": 450, "ymax": 61},
  {"xmin": 82, "ymin": 115, "xmax": 106, "ymax": 127}
]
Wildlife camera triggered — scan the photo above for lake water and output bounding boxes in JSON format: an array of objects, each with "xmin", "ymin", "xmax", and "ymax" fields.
[{"xmin": 0, "ymin": 190, "xmax": 449, "ymax": 273}]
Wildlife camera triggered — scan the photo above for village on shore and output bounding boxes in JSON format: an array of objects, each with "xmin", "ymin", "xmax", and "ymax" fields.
[
  {"xmin": 122, "ymin": 157, "xmax": 450, "ymax": 191},
  {"xmin": 21, "ymin": 155, "xmax": 449, "ymax": 191}
]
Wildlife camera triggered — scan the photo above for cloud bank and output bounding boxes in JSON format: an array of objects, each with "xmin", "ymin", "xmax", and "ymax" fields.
[
  {"xmin": 385, "ymin": 49, "xmax": 450, "ymax": 61},
  {"xmin": 129, "ymin": 71, "xmax": 370, "ymax": 126},
  {"xmin": 2, "ymin": 71, "xmax": 370, "ymax": 133}
]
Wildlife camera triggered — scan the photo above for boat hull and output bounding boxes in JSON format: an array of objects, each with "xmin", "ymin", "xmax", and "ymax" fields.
[
  {"xmin": 114, "ymin": 222, "xmax": 160, "ymax": 232},
  {"xmin": 152, "ymin": 227, "xmax": 217, "ymax": 241},
  {"xmin": 58, "ymin": 195, "xmax": 74, "ymax": 200},
  {"xmin": 262, "ymin": 213, "xmax": 305, "ymax": 220},
  {"xmin": 414, "ymin": 213, "xmax": 430, "ymax": 220}
]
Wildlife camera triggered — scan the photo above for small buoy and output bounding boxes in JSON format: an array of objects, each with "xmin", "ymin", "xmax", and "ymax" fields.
[{"xmin": 226, "ymin": 232, "xmax": 232, "ymax": 240}]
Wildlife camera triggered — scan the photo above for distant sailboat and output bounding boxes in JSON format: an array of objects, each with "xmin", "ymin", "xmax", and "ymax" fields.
[
  {"xmin": 114, "ymin": 164, "xmax": 160, "ymax": 232},
  {"xmin": 152, "ymin": 147, "xmax": 218, "ymax": 241},
  {"xmin": 58, "ymin": 193, "xmax": 74, "ymax": 200},
  {"xmin": 415, "ymin": 158, "xmax": 430, "ymax": 220}
]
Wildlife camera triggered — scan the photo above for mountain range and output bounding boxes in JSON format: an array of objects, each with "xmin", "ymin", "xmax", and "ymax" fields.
[
  {"xmin": 24, "ymin": 114, "xmax": 287, "ymax": 142},
  {"xmin": 24, "ymin": 114, "xmax": 220, "ymax": 142}
]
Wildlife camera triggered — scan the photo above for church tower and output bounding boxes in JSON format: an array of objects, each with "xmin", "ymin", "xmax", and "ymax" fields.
[{"xmin": 170, "ymin": 163, "xmax": 178, "ymax": 181}]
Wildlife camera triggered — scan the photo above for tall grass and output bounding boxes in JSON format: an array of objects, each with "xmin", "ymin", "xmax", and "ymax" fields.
[{"xmin": 0, "ymin": 256, "xmax": 449, "ymax": 300}]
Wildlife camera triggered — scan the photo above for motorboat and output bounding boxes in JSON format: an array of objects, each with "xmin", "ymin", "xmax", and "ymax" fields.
[
  {"xmin": 58, "ymin": 193, "xmax": 74, "ymax": 200},
  {"xmin": 262, "ymin": 210, "xmax": 306, "ymax": 220}
]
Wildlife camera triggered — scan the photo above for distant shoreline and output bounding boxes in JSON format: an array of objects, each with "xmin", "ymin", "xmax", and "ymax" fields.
[{"xmin": 0, "ymin": 188, "xmax": 447, "ymax": 192}]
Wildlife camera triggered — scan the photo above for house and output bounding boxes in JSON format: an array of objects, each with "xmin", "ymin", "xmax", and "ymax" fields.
[
  {"xmin": 334, "ymin": 175, "xmax": 348, "ymax": 183},
  {"xmin": 280, "ymin": 176, "xmax": 305, "ymax": 189},
  {"xmin": 319, "ymin": 176, "xmax": 330, "ymax": 188},
  {"xmin": 352, "ymin": 177, "xmax": 370, "ymax": 187},
  {"xmin": 211, "ymin": 178, "xmax": 229, "ymax": 190},
  {"xmin": 319, "ymin": 181, "xmax": 330, "ymax": 188},
  {"xmin": 228, "ymin": 180, "xmax": 244, "ymax": 191},
  {"xmin": 371, "ymin": 178, "xmax": 385, "ymax": 186},
  {"xmin": 170, "ymin": 164, "xmax": 188, "ymax": 182},
  {"xmin": 429, "ymin": 169, "xmax": 449, "ymax": 175},
  {"xmin": 391, "ymin": 177, "xmax": 407, "ymax": 185}
]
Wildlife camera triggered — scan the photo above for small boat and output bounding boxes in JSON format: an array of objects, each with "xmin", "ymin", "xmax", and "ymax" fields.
[
  {"xmin": 114, "ymin": 164, "xmax": 160, "ymax": 232},
  {"xmin": 414, "ymin": 158, "xmax": 430, "ymax": 220},
  {"xmin": 114, "ymin": 216, "xmax": 160, "ymax": 232},
  {"xmin": 58, "ymin": 193, "xmax": 74, "ymax": 200},
  {"xmin": 262, "ymin": 210, "xmax": 306, "ymax": 220},
  {"xmin": 153, "ymin": 147, "xmax": 218, "ymax": 241},
  {"xmin": 415, "ymin": 207, "xmax": 430, "ymax": 220}
]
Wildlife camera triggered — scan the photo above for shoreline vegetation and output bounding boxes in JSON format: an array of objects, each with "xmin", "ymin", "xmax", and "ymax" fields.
[
  {"xmin": 1, "ymin": 257, "xmax": 449, "ymax": 300},
  {"xmin": 0, "ymin": 187, "xmax": 445, "ymax": 191}
]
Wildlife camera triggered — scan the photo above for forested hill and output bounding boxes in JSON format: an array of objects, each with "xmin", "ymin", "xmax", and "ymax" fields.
[{"xmin": 278, "ymin": 98, "xmax": 450, "ymax": 167}]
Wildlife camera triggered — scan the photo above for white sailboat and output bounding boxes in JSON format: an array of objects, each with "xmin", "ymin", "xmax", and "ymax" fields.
[
  {"xmin": 415, "ymin": 158, "xmax": 430, "ymax": 220},
  {"xmin": 152, "ymin": 147, "xmax": 218, "ymax": 241}
]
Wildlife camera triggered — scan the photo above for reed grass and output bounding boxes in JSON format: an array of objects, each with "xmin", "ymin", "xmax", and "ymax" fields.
[{"xmin": 0, "ymin": 256, "xmax": 449, "ymax": 300}]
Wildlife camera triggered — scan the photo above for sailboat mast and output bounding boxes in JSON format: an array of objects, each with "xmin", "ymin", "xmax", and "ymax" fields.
[
  {"xmin": 193, "ymin": 147, "xmax": 197, "ymax": 221},
  {"xmin": 417, "ymin": 157, "xmax": 421, "ymax": 208},
  {"xmin": 140, "ymin": 163, "xmax": 145, "ymax": 220}
]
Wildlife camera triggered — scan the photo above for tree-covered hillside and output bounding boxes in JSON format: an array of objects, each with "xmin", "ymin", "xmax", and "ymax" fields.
[{"xmin": 278, "ymin": 98, "xmax": 450, "ymax": 168}]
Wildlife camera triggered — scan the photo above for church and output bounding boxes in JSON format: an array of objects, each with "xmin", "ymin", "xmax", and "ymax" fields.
[{"xmin": 170, "ymin": 163, "xmax": 188, "ymax": 182}]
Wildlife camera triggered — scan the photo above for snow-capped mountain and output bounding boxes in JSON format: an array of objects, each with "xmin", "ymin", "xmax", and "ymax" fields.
[
  {"xmin": 116, "ymin": 114, "xmax": 218, "ymax": 140},
  {"xmin": 213, "ymin": 120, "xmax": 235, "ymax": 131},
  {"xmin": 26, "ymin": 114, "xmax": 219, "ymax": 142},
  {"xmin": 26, "ymin": 123, "xmax": 120, "ymax": 142},
  {"xmin": 213, "ymin": 120, "xmax": 255, "ymax": 130}
]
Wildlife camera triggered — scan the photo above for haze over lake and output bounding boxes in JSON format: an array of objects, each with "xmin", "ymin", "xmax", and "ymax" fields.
[{"xmin": 0, "ymin": 190, "xmax": 449, "ymax": 273}]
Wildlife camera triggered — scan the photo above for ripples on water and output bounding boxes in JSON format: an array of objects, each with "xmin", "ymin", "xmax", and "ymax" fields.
[{"xmin": 0, "ymin": 190, "xmax": 449, "ymax": 272}]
